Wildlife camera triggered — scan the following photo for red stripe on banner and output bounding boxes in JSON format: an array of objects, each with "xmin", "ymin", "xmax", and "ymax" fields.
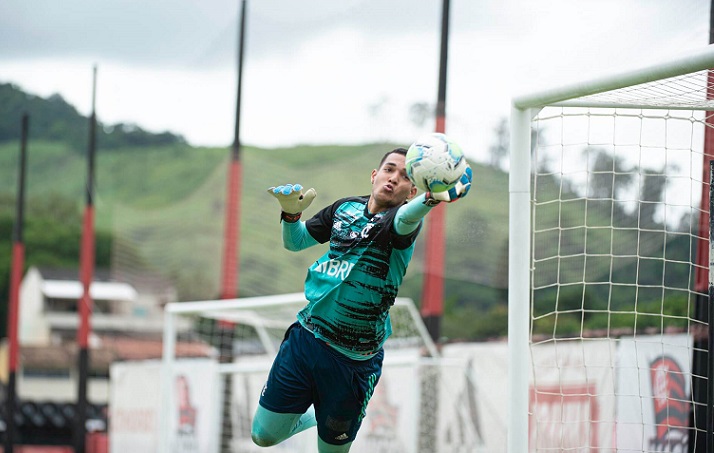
[
  {"xmin": 77, "ymin": 206, "xmax": 95, "ymax": 348},
  {"xmin": 8, "ymin": 242, "xmax": 24, "ymax": 371},
  {"xmin": 220, "ymin": 159, "xmax": 243, "ymax": 302}
]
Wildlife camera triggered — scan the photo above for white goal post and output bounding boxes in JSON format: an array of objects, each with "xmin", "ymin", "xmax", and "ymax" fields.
[
  {"xmin": 157, "ymin": 292, "xmax": 484, "ymax": 453},
  {"xmin": 509, "ymin": 45, "xmax": 714, "ymax": 453}
]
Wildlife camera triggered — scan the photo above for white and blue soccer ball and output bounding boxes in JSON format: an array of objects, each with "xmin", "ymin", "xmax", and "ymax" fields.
[{"xmin": 406, "ymin": 132, "xmax": 467, "ymax": 193}]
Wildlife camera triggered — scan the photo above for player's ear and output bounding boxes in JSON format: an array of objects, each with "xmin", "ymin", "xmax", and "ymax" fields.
[
  {"xmin": 371, "ymin": 169, "xmax": 377, "ymax": 184},
  {"xmin": 408, "ymin": 184, "xmax": 418, "ymax": 200}
]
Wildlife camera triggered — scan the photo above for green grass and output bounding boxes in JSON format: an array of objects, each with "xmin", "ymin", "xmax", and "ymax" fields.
[{"xmin": 0, "ymin": 140, "xmax": 510, "ymax": 308}]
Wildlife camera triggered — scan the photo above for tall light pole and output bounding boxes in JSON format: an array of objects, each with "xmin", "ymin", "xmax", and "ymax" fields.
[
  {"xmin": 74, "ymin": 64, "xmax": 98, "ymax": 453},
  {"xmin": 421, "ymin": 0, "xmax": 451, "ymax": 342},
  {"xmin": 218, "ymin": 2, "xmax": 247, "ymax": 451},
  {"xmin": 4, "ymin": 113, "xmax": 29, "ymax": 453}
]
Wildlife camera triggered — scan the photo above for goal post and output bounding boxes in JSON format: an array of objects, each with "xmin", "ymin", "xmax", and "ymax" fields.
[
  {"xmin": 157, "ymin": 292, "xmax": 483, "ymax": 453},
  {"xmin": 708, "ymin": 159, "xmax": 714, "ymax": 453},
  {"xmin": 509, "ymin": 45, "xmax": 714, "ymax": 453}
]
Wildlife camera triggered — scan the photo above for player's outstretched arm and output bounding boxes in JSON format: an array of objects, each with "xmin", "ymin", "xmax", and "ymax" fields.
[
  {"xmin": 394, "ymin": 194, "xmax": 432, "ymax": 235},
  {"xmin": 395, "ymin": 165, "xmax": 473, "ymax": 235},
  {"xmin": 267, "ymin": 183, "xmax": 319, "ymax": 251}
]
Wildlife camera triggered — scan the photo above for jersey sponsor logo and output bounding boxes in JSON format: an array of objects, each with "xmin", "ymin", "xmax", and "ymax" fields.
[
  {"xmin": 315, "ymin": 259, "xmax": 355, "ymax": 280},
  {"xmin": 360, "ymin": 223, "xmax": 375, "ymax": 238}
]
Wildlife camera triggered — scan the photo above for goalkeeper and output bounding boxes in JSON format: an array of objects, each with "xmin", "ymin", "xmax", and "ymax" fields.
[{"xmin": 251, "ymin": 147, "xmax": 471, "ymax": 452}]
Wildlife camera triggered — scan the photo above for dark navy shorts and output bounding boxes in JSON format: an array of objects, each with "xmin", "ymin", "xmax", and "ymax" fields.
[{"xmin": 259, "ymin": 322, "xmax": 384, "ymax": 445}]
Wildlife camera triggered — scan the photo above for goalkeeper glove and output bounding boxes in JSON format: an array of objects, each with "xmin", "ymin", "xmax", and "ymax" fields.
[
  {"xmin": 267, "ymin": 183, "xmax": 317, "ymax": 222},
  {"xmin": 425, "ymin": 165, "xmax": 472, "ymax": 205}
]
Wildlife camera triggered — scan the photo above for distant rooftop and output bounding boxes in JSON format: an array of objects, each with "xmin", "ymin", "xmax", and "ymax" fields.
[{"xmin": 36, "ymin": 267, "xmax": 116, "ymax": 283}]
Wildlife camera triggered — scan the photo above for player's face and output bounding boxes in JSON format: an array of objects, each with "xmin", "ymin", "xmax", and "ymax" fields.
[{"xmin": 369, "ymin": 153, "xmax": 417, "ymax": 212}]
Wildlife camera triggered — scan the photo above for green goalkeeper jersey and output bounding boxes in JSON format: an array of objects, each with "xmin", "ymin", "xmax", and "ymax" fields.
[{"xmin": 293, "ymin": 195, "xmax": 421, "ymax": 360}]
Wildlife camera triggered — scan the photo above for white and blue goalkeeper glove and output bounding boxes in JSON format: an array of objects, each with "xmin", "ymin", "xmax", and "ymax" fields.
[
  {"xmin": 425, "ymin": 165, "xmax": 472, "ymax": 205},
  {"xmin": 267, "ymin": 183, "xmax": 317, "ymax": 222}
]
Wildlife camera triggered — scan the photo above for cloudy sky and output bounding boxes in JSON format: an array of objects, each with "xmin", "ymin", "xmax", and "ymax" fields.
[{"xmin": 0, "ymin": 0, "xmax": 710, "ymax": 162}]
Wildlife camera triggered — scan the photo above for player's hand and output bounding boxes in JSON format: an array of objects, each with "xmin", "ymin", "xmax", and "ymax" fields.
[
  {"xmin": 267, "ymin": 183, "xmax": 317, "ymax": 214},
  {"xmin": 426, "ymin": 165, "xmax": 472, "ymax": 204}
]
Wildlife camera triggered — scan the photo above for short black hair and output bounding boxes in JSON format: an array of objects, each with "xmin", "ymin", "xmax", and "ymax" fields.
[{"xmin": 378, "ymin": 147, "xmax": 408, "ymax": 168}]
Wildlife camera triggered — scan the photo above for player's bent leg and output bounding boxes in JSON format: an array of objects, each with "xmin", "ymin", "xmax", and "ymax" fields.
[
  {"xmin": 318, "ymin": 436, "xmax": 353, "ymax": 453},
  {"xmin": 251, "ymin": 404, "xmax": 317, "ymax": 447}
]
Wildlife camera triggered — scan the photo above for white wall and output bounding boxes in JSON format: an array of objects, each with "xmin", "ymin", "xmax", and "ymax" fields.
[{"xmin": 19, "ymin": 267, "xmax": 51, "ymax": 344}]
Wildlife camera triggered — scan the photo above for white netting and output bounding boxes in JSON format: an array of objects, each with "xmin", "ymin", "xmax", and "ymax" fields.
[
  {"xmin": 531, "ymin": 106, "xmax": 705, "ymax": 333},
  {"xmin": 527, "ymin": 105, "xmax": 708, "ymax": 452},
  {"xmin": 509, "ymin": 48, "xmax": 714, "ymax": 453},
  {"xmin": 556, "ymin": 70, "xmax": 714, "ymax": 110},
  {"xmin": 512, "ymin": 65, "xmax": 714, "ymax": 453}
]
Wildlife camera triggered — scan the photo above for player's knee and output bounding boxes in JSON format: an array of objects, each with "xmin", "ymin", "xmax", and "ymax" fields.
[
  {"xmin": 250, "ymin": 417, "xmax": 277, "ymax": 447},
  {"xmin": 252, "ymin": 403, "xmax": 301, "ymax": 447},
  {"xmin": 251, "ymin": 427, "xmax": 280, "ymax": 447},
  {"xmin": 251, "ymin": 433, "xmax": 276, "ymax": 447}
]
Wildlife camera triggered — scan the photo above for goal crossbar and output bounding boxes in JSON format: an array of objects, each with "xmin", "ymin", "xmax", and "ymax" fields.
[{"xmin": 514, "ymin": 45, "xmax": 714, "ymax": 111}]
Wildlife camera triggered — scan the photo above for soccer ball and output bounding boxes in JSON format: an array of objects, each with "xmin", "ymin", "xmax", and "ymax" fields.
[{"xmin": 406, "ymin": 133, "xmax": 467, "ymax": 193}]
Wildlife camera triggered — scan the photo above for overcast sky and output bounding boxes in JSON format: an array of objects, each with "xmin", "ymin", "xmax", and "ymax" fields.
[{"xmin": 0, "ymin": 0, "xmax": 710, "ymax": 162}]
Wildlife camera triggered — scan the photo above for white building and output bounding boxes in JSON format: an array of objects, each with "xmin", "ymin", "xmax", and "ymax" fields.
[
  {"xmin": 19, "ymin": 266, "xmax": 168, "ymax": 345},
  {"xmin": 10, "ymin": 266, "xmax": 183, "ymax": 403}
]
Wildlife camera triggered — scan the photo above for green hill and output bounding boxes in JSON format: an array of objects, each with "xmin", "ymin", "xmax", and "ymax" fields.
[
  {"xmin": 0, "ymin": 138, "xmax": 508, "ymax": 340},
  {"xmin": 0, "ymin": 82, "xmax": 186, "ymax": 150}
]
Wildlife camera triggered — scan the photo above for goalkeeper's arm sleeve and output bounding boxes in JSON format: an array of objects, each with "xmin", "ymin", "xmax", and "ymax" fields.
[
  {"xmin": 394, "ymin": 194, "xmax": 434, "ymax": 235},
  {"xmin": 282, "ymin": 220, "xmax": 319, "ymax": 251}
]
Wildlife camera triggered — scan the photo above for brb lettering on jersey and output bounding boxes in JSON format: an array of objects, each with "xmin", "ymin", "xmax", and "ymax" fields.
[{"xmin": 315, "ymin": 259, "xmax": 355, "ymax": 280}]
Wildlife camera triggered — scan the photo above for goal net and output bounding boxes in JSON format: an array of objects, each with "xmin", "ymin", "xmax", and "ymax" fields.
[
  {"xmin": 158, "ymin": 293, "xmax": 480, "ymax": 453},
  {"xmin": 509, "ymin": 46, "xmax": 714, "ymax": 453}
]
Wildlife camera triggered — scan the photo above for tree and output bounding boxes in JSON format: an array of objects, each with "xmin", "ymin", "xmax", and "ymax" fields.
[
  {"xmin": 0, "ymin": 83, "xmax": 186, "ymax": 150},
  {"xmin": 584, "ymin": 146, "xmax": 633, "ymax": 199},
  {"xmin": 488, "ymin": 118, "xmax": 509, "ymax": 169},
  {"xmin": 639, "ymin": 167, "xmax": 668, "ymax": 228},
  {"xmin": 408, "ymin": 102, "xmax": 434, "ymax": 128},
  {"xmin": 488, "ymin": 116, "xmax": 543, "ymax": 171}
]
